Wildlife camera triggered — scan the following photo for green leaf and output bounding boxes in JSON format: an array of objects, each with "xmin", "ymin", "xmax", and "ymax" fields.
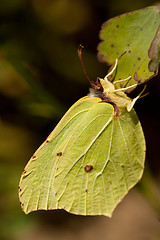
[
  {"xmin": 148, "ymin": 25, "xmax": 160, "ymax": 72},
  {"xmin": 19, "ymin": 96, "xmax": 145, "ymax": 217},
  {"xmin": 98, "ymin": 6, "xmax": 160, "ymax": 90}
]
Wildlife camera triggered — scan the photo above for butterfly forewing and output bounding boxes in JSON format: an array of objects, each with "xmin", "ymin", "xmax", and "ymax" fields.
[{"xmin": 19, "ymin": 97, "xmax": 103, "ymax": 214}]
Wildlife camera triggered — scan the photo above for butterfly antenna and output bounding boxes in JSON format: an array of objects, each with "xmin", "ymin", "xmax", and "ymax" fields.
[{"xmin": 78, "ymin": 44, "xmax": 93, "ymax": 86}]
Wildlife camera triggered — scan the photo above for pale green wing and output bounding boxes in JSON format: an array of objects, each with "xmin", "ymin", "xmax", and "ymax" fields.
[
  {"xmin": 19, "ymin": 97, "xmax": 103, "ymax": 214},
  {"xmin": 53, "ymin": 106, "xmax": 145, "ymax": 217}
]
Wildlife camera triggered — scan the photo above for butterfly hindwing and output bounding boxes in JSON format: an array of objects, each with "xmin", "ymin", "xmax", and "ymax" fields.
[{"xmin": 53, "ymin": 101, "xmax": 145, "ymax": 217}]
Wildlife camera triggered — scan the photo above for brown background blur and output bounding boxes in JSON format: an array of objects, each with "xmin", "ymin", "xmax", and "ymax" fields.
[{"xmin": 0, "ymin": 0, "xmax": 160, "ymax": 239}]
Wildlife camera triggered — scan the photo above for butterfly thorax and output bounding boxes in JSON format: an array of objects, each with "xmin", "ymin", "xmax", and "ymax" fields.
[{"xmin": 93, "ymin": 77, "xmax": 134, "ymax": 112}]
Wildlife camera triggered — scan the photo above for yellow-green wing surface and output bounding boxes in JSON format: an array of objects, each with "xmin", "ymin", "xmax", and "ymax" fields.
[
  {"xmin": 53, "ymin": 102, "xmax": 145, "ymax": 217},
  {"xmin": 19, "ymin": 97, "xmax": 103, "ymax": 213},
  {"xmin": 19, "ymin": 96, "xmax": 145, "ymax": 217}
]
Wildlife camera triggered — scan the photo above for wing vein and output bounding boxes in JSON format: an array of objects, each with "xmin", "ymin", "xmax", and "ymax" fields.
[
  {"xmin": 117, "ymin": 117, "xmax": 137, "ymax": 179},
  {"xmin": 55, "ymin": 113, "xmax": 114, "ymax": 193}
]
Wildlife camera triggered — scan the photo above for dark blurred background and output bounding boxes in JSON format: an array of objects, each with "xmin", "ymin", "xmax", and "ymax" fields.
[{"xmin": 0, "ymin": 0, "xmax": 160, "ymax": 239}]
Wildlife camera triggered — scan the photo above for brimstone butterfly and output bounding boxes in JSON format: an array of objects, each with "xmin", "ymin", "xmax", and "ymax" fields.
[{"xmin": 19, "ymin": 50, "xmax": 145, "ymax": 217}]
